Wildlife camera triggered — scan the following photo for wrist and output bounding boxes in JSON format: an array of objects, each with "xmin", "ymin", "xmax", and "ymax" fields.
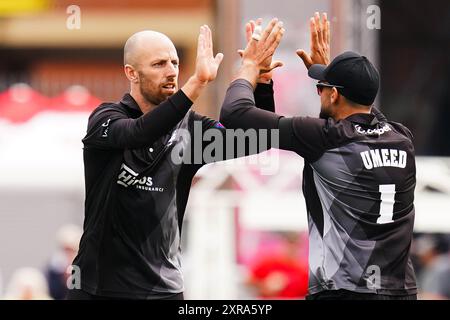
[
  {"xmin": 181, "ymin": 75, "xmax": 208, "ymax": 103},
  {"xmin": 190, "ymin": 75, "xmax": 209, "ymax": 88},
  {"xmin": 236, "ymin": 61, "xmax": 260, "ymax": 88},
  {"xmin": 257, "ymin": 77, "xmax": 272, "ymax": 84},
  {"xmin": 241, "ymin": 58, "xmax": 257, "ymax": 66}
]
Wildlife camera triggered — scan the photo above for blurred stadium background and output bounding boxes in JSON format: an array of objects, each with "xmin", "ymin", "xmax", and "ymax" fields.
[{"xmin": 0, "ymin": 0, "xmax": 449, "ymax": 300}]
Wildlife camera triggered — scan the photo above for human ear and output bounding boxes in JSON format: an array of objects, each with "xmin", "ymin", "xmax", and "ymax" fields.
[
  {"xmin": 124, "ymin": 64, "xmax": 139, "ymax": 83},
  {"xmin": 330, "ymin": 87, "xmax": 339, "ymax": 104}
]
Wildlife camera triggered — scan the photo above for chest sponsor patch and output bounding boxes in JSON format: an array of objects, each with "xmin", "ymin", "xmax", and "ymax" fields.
[{"xmin": 116, "ymin": 163, "xmax": 164, "ymax": 192}]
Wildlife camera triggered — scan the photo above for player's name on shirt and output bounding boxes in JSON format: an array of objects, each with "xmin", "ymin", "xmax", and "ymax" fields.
[{"xmin": 360, "ymin": 149, "xmax": 407, "ymax": 170}]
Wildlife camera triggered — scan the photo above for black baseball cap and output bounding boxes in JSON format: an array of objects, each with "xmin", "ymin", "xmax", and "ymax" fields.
[{"xmin": 308, "ymin": 51, "xmax": 380, "ymax": 106}]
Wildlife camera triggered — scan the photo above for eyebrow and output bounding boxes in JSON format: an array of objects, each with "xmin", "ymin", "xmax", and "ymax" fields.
[{"xmin": 151, "ymin": 58, "xmax": 179, "ymax": 64}]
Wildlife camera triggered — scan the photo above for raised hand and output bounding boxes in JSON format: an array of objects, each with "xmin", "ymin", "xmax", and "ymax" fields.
[
  {"xmin": 181, "ymin": 25, "xmax": 224, "ymax": 102},
  {"xmin": 194, "ymin": 25, "xmax": 224, "ymax": 84},
  {"xmin": 240, "ymin": 18, "xmax": 285, "ymax": 74},
  {"xmin": 238, "ymin": 19, "xmax": 284, "ymax": 83},
  {"xmin": 297, "ymin": 12, "xmax": 330, "ymax": 69}
]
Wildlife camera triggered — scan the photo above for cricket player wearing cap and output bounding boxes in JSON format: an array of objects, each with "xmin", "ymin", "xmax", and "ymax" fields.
[{"xmin": 220, "ymin": 13, "xmax": 417, "ymax": 300}]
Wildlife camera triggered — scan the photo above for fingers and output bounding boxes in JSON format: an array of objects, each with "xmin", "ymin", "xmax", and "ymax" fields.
[
  {"xmin": 206, "ymin": 25, "xmax": 212, "ymax": 52},
  {"xmin": 197, "ymin": 25, "xmax": 205, "ymax": 54},
  {"xmin": 314, "ymin": 13, "xmax": 330, "ymax": 46},
  {"xmin": 320, "ymin": 13, "xmax": 329, "ymax": 45},
  {"xmin": 245, "ymin": 22, "xmax": 253, "ymax": 43},
  {"xmin": 270, "ymin": 60, "xmax": 284, "ymax": 70},
  {"xmin": 310, "ymin": 17, "xmax": 319, "ymax": 50},
  {"xmin": 323, "ymin": 13, "xmax": 331, "ymax": 45},
  {"xmin": 250, "ymin": 20, "xmax": 257, "ymax": 34},
  {"xmin": 314, "ymin": 12, "xmax": 324, "ymax": 44},
  {"xmin": 296, "ymin": 49, "xmax": 313, "ymax": 69},
  {"xmin": 214, "ymin": 52, "xmax": 224, "ymax": 66},
  {"xmin": 265, "ymin": 24, "xmax": 285, "ymax": 56},
  {"xmin": 251, "ymin": 19, "xmax": 263, "ymax": 42},
  {"xmin": 260, "ymin": 18, "xmax": 278, "ymax": 43},
  {"xmin": 264, "ymin": 21, "xmax": 284, "ymax": 51},
  {"xmin": 245, "ymin": 19, "xmax": 257, "ymax": 43}
]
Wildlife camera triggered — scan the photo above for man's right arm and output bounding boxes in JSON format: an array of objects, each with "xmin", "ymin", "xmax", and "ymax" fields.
[
  {"xmin": 220, "ymin": 13, "xmax": 332, "ymax": 160},
  {"xmin": 220, "ymin": 78, "xmax": 330, "ymax": 162}
]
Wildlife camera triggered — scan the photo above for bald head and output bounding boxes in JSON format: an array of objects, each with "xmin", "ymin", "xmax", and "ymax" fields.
[
  {"xmin": 123, "ymin": 30, "xmax": 180, "ymax": 110},
  {"xmin": 124, "ymin": 30, "xmax": 176, "ymax": 66}
]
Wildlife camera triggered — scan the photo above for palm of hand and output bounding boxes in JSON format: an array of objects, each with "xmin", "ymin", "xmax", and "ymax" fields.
[{"xmin": 196, "ymin": 55, "xmax": 219, "ymax": 82}]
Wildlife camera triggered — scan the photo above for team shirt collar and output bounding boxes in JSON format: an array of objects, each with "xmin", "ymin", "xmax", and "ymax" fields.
[
  {"xmin": 120, "ymin": 93, "xmax": 143, "ymax": 114},
  {"xmin": 345, "ymin": 113, "xmax": 380, "ymax": 126}
]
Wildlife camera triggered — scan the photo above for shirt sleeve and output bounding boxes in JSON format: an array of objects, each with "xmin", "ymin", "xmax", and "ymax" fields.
[
  {"xmin": 190, "ymin": 111, "xmax": 280, "ymax": 166},
  {"xmin": 220, "ymin": 79, "xmax": 283, "ymax": 131},
  {"xmin": 82, "ymin": 90, "xmax": 193, "ymax": 150},
  {"xmin": 254, "ymin": 81, "xmax": 275, "ymax": 112},
  {"xmin": 280, "ymin": 117, "xmax": 332, "ymax": 162}
]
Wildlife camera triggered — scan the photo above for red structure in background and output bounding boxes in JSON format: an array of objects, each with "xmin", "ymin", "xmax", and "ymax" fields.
[
  {"xmin": 0, "ymin": 84, "xmax": 50, "ymax": 124},
  {"xmin": 49, "ymin": 85, "xmax": 101, "ymax": 113},
  {"xmin": 0, "ymin": 84, "xmax": 100, "ymax": 124}
]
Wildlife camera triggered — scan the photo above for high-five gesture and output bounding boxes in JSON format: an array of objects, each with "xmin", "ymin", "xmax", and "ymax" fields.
[
  {"xmin": 241, "ymin": 18, "xmax": 285, "ymax": 73},
  {"xmin": 238, "ymin": 19, "xmax": 284, "ymax": 83},
  {"xmin": 297, "ymin": 12, "xmax": 330, "ymax": 69},
  {"xmin": 194, "ymin": 25, "xmax": 224, "ymax": 84},
  {"xmin": 237, "ymin": 18, "xmax": 285, "ymax": 88}
]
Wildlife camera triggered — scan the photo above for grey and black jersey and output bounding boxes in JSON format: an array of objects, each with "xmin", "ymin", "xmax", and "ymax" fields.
[
  {"xmin": 220, "ymin": 79, "xmax": 417, "ymax": 296},
  {"xmin": 74, "ymin": 84, "xmax": 275, "ymax": 299}
]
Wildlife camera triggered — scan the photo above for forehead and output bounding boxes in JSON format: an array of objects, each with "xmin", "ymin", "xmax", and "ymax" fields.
[{"xmin": 142, "ymin": 40, "xmax": 178, "ymax": 62}]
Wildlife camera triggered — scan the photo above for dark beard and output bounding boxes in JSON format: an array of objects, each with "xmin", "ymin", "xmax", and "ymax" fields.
[
  {"xmin": 138, "ymin": 72, "xmax": 166, "ymax": 106},
  {"xmin": 140, "ymin": 85, "xmax": 163, "ymax": 106},
  {"xmin": 319, "ymin": 109, "xmax": 331, "ymax": 120}
]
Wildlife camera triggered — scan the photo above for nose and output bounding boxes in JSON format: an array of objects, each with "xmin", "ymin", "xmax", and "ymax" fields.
[{"xmin": 166, "ymin": 62, "xmax": 178, "ymax": 78}]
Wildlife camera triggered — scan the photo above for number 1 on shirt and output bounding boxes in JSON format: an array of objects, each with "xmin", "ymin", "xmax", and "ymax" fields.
[{"xmin": 378, "ymin": 184, "xmax": 396, "ymax": 224}]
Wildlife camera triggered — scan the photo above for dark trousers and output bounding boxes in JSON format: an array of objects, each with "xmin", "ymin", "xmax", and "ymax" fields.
[
  {"xmin": 306, "ymin": 289, "xmax": 417, "ymax": 300},
  {"xmin": 66, "ymin": 289, "xmax": 184, "ymax": 300}
]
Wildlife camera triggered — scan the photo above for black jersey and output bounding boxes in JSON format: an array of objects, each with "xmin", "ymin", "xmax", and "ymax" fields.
[
  {"xmin": 220, "ymin": 79, "xmax": 417, "ymax": 296},
  {"xmin": 73, "ymin": 84, "xmax": 275, "ymax": 299}
]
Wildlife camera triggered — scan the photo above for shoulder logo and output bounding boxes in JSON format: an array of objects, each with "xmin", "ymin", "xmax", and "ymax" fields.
[
  {"xmin": 101, "ymin": 118, "xmax": 111, "ymax": 137},
  {"xmin": 102, "ymin": 119, "xmax": 111, "ymax": 127},
  {"xmin": 355, "ymin": 124, "xmax": 391, "ymax": 136}
]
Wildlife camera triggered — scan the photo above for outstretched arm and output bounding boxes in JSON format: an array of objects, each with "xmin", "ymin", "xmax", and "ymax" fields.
[
  {"xmin": 235, "ymin": 18, "xmax": 285, "ymax": 89},
  {"xmin": 238, "ymin": 19, "xmax": 281, "ymax": 112},
  {"xmin": 221, "ymin": 13, "xmax": 330, "ymax": 130},
  {"xmin": 220, "ymin": 13, "xmax": 332, "ymax": 161}
]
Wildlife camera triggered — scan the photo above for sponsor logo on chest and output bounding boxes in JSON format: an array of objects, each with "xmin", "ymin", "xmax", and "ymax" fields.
[{"xmin": 116, "ymin": 163, "xmax": 164, "ymax": 192}]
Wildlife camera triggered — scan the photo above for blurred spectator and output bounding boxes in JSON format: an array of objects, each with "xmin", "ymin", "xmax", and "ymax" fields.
[
  {"xmin": 414, "ymin": 234, "xmax": 450, "ymax": 300},
  {"xmin": 246, "ymin": 232, "xmax": 308, "ymax": 299},
  {"xmin": 3, "ymin": 268, "xmax": 51, "ymax": 300},
  {"xmin": 45, "ymin": 224, "xmax": 82, "ymax": 300}
]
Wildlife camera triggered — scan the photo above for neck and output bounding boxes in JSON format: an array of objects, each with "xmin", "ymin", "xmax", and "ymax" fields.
[
  {"xmin": 334, "ymin": 104, "xmax": 371, "ymax": 121},
  {"xmin": 130, "ymin": 88, "xmax": 157, "ymax": 114}
]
